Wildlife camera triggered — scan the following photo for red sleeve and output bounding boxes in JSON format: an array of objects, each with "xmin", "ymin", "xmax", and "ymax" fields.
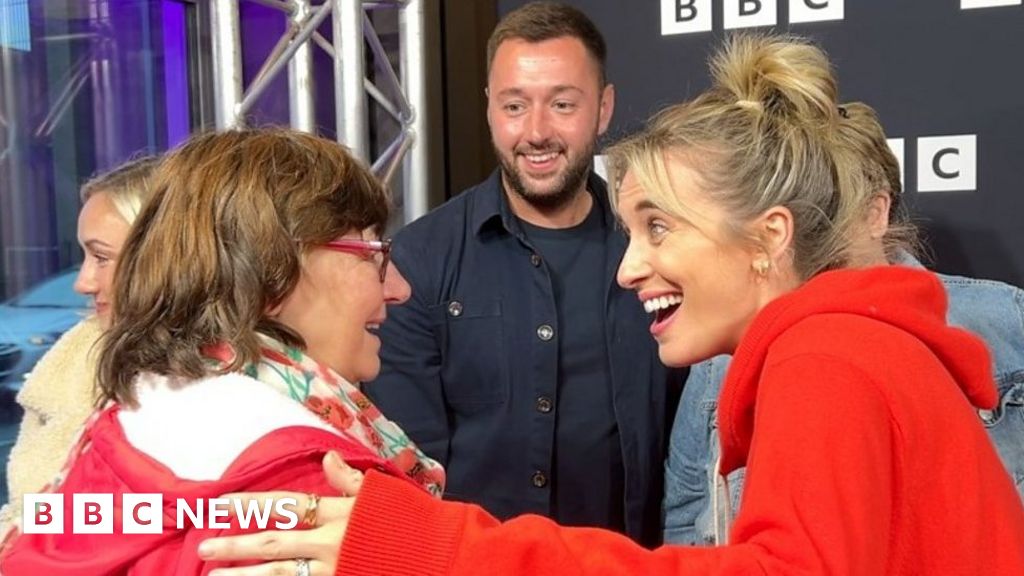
[
  {"xmin": 337, "ymin": 471, "xmax": 783, "ymax": 576},
  {"xmin": 337, "ymin": 353, "xmax": 898, "ymax": 576}
]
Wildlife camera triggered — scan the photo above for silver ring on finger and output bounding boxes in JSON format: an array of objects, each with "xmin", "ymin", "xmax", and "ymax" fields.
[{"xmin": 295, "ymin": 558, "xmax": 311, "ymax": 576}]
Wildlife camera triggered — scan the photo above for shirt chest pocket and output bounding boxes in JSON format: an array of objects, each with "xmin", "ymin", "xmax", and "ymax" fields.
[{"xmin": 429, "ymin": 297, "xmax": 508, "ymax": 408}]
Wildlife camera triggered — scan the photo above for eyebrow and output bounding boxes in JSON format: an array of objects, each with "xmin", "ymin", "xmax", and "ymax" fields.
[
  {"xmin": 635, "ymin": 199, "xmax": 663, "ymax": 213},
  {"xmin": 613, "ymin": 199, "xmax": 659, "ymax": 233},
  {"xmin": 493, "ymin": 85, "xmax": 585, "ymax": 99},
  {"xmin": 83, "ymin": 239, "xmax": 115, "ymax": 251}
]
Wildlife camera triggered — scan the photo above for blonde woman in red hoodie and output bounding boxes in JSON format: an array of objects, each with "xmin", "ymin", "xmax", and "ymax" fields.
[{"xmin": 200, "ymin": 33, "xmax": 1024, "ymax": 576}]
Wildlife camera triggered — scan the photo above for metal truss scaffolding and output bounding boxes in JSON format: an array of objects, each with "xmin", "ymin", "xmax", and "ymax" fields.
[{"xmin": 209, "ymin": 0, "xmax": 429, "ymax": 223}]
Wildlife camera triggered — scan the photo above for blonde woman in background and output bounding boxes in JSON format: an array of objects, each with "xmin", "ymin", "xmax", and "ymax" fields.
[{"xmin": 1, "ymin": 156, "xmax": 158, "ymax": 524}]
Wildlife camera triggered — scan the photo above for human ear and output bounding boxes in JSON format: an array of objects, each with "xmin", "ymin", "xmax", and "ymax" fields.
[
  {"xmin": 866, "ymin": 193, "xmax": 892, "ymax": 240},
  {"xmin": 598, "ymin": 83, "xmax": 616, "ymax": 136},
  {"xmin": 758, "ymin": 205, "xmax": 794, "ymax": 263}
]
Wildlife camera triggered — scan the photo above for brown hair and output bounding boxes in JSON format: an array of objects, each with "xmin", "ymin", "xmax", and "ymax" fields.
[
  {"xmin": 80, "ymin": 155, "xmax": 160, "ymax": 225},
  {"xmin": 607, "ymin": 34, "xmax": 914, "ymax": 280},
  {"xmin": 98, "ymin": 128, "xmax": 389, "ymax": 406},
  {"xmin": 487, "ymin": 1, "xmax": 608, "ymax": 86}
]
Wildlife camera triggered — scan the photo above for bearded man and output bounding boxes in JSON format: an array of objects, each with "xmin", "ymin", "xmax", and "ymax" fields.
[{"xmin": 364, "ymin": 2, "xmax": 683, "ymax": 547}]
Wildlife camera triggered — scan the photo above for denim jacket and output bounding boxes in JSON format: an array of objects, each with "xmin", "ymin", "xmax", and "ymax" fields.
[{"xmin": 664, "ymin": 268, "xmax": 1024, "ymax": 545}]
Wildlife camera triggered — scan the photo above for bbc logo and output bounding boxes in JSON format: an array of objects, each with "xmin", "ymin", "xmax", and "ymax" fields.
[
  {"xmin": 21, "ymin": 492, "xmax": 302, "ymax": 534},
  {"xmin": 888, "ymin": 134, "xmax": 978, "ymax": 193},
  {"xmin": 23, "ymin": 493, "xmax": 165, "ymax": 535},
  {"xmin": 661, "ymin": 0, "xmax": 844, "ymax": 36}
]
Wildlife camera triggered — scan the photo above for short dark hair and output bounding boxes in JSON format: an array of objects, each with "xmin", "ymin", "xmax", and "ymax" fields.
[{"xmin": 486, "ymin": 2, "xmax": 608, "ymax": 86}]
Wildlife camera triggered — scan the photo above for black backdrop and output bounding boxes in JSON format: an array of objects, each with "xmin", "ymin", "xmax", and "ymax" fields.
[{"xmin": 497, "ymin": 0, "xmax": 1024, "ymax": 286}]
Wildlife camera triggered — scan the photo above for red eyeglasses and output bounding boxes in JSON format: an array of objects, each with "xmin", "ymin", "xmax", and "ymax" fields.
[{"xmin": 319, "ymin": 238, "xmax": 392, "ymax": 282}]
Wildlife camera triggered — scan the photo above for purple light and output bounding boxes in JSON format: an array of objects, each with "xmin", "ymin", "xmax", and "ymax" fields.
[{"xmin": 162, "ymin": 0, "xmax": 189, "ymax": 147}]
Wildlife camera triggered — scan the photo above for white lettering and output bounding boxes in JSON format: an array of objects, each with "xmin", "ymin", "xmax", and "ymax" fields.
[
  {"xmin": 72, "ymin": 493, "xmax": 113, "ymax": 534},
  {"xmin": 724, "ymin": 0, "xmax": 777, "ymax": 29},
  {"xmin": 917, "ymin": 135, "xmax": 977, "ymax": 192},
  {"xmin": 886, "ymin": 138, "xmax": 906, "ymax": 192},
  {"xmin": 123, "ymin": 493, "xmax": 164, "ymax": 534},
  {"xmin": 233, "ymin": 497, "xmax": 274, "ymax": 530},
  {"xmin": 208, "ymin": 498, "xmax": 232, "ymax": 529},
  {"xmin": 273, "ymin": 497, "xmax": 300, "ymax": 530},
  {"xmin": 22, "ymin": 494, "xmax": 64, "ymax": 534},
  {"xmin": 177, "ymin": 497, "xmax": 203, "ymax": 529},
  {"xmin": 661, "ymin": 0, "xmax": 712, "ymax": 35},
  {"xmin": 790, "ymin": 0, "xmax": 844, "ymax": 23}
]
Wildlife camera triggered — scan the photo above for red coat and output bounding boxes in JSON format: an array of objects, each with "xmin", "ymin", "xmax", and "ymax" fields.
[
  {"xmin": 0, "ymin": 407, "xmax": 411, "ymax": 575},
  {"xmin": 337, "ymin": 267, "xmax": 1024, "ymax": 575}
]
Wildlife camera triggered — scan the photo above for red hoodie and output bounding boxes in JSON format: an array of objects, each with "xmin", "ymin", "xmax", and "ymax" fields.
[
  {"xmin": 337, "ymin": 266, "xmax": 1024, "ymax": 575},
  {"xmin": 0, "ymin": 407, "xmax": 412, "ymax": 575}
]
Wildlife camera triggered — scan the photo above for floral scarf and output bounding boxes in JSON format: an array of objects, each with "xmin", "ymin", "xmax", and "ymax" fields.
[{"xmin": 207, "ymin": 335, "xmax": 446, "ymax": 497}]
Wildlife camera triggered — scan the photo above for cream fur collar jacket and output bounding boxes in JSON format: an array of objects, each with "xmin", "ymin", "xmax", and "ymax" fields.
[{"xmin": 1, "ymin": 317, "xmax": 102, "ymax": 525}]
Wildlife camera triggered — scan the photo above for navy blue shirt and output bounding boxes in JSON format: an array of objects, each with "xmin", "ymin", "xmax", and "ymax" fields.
[
  {"xmin": 519, "ymin": 202, "xmax": 624, "ymax": 531},
  {"xmin": 364, "ymin": 171, "xmax": 685, "ymax": 546}
]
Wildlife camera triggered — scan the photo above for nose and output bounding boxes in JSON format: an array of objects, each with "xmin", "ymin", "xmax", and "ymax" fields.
[
  {"xmin": 525, "ymin": 108, "xmax": 553, "ymax": 146},
  {"xmin": 74, "ymin": 260, "xmax": 98, "ymax": 296},
  {"xmin": 383, "ymin": 261, "xmax": 411, "ymax": 305},
  {"xmin": 616, "ymin": 240, "xmax": 650, "ymax": 291}
]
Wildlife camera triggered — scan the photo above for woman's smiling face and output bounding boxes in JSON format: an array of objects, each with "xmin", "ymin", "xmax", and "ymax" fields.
[
  {"xmin": 615, "ymin": 162, "xmax": 767, "ymax": 368},
  {"xmin": 272, "ymin": 228, "xmax": 411, "ymax": 383}
]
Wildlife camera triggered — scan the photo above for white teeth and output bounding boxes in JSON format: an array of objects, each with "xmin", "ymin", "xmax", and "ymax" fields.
[
  {"xmin": 525, "ymin": 152, "xmax": 557, "ymax": 163},
  {"xmin": 366, "ymin": 324, "xmax": 380, "ymax": 330},
  {"xmin": 642, "ymin": 294, "xmax": 683, "ymax": 314}
]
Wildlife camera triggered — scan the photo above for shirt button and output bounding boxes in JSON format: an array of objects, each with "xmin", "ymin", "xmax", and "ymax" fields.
[
  {"xmin": 536, "ymin": 396, "xmax": 553, "ymax": 413},
  {"xmin": 530, "ymin": 253, "xmax": 542, "ymax": 267},
  {"xmin": 531, "ymin": 471, "xmax": 548, "ymax": 488},
  {"xmin": 447, "ymin": 301, "xmax": 463, "ymax": 317},
  {"xmin": 536, "ymin": 324, "xmax": 554, "ymax": 341}
]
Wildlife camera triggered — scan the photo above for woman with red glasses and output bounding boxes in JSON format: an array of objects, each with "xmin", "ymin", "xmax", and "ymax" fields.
[{"xmin": 0, "ymin": 128, "xmax": 443, "ymax": 575}]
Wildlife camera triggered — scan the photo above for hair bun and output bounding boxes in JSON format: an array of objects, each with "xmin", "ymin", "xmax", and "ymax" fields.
[{"xmin": 713, "ymin": 34, "xmax": 839, "ymax": 126}]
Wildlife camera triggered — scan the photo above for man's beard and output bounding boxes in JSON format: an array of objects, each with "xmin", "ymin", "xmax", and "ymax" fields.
[{"xmin": 497, "ymin": 140, "xmax": 595, "ymax": 211}]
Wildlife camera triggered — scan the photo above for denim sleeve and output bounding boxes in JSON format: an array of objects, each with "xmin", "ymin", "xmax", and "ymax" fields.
[
  {"xmin": 362, "ymin": 247, "xmax": 451, "ymax": 466},
  {"xmin": 943, "ymin": 276, "xmax": 1024, "ymax": 498},
  {"xmin": 663, "ymin": 358, "xmax": 721, "ymax": 545},
  {"xmin": 976, "ymin": 283, "xmax": 1024, "ymax": 499}
]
